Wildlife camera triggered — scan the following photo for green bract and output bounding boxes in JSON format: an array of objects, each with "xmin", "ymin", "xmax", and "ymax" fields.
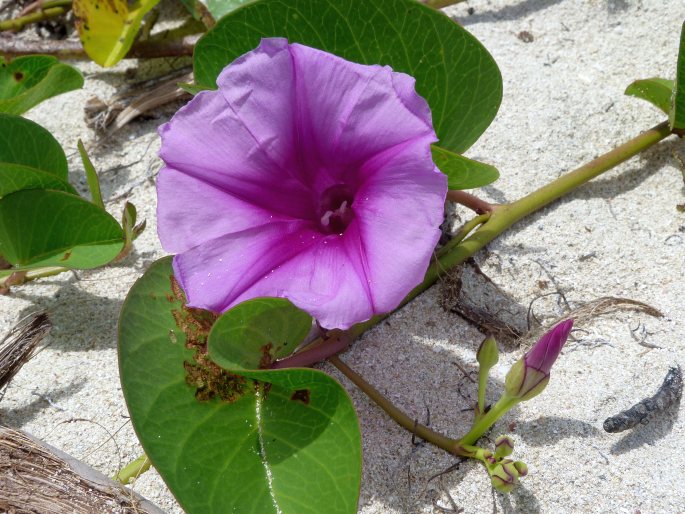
[
  {"xmin": 625, "ymin": 78, "xmax": 674, "ymax": 115},
  {"xmin": 193, "ymin": 0, "xmax": 503, "ymax": 189},
  {"xmin": 118, "ymin": 258, "xmax": 362, "ymax": 514},
  {"xmin": 432, "ymin": 146, "xmax": 500, "ymax": 190},
  {"xmin": 0, "ymin": 56, "xmax": 83, "ymax": 115}
]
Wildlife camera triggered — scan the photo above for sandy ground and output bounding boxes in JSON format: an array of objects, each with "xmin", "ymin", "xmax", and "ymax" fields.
[{"xmin": 1, "ymin": 0, "xmax": 684, "ymax": 512}]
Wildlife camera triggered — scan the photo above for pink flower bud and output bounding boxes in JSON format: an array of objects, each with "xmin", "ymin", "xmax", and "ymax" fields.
[{"xmin": 504, "ymin": 319, "xmax": 573, "ymax": 401}]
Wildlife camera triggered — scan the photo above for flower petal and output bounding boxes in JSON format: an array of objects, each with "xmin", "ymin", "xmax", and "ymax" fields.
[
  {"xmin": 289, "ymin": 43, "xmax": 436, "ymax": 189},
  {"xmin": 157, "ymin": 166, "xmax": 292, "ymax": 254},
  {"xmin": 352, "ymin": 138, "xmax": 447, "ymax": 313},
  {"xmin": 173, "ymin": 221, "xmax": 320, "ymax": 313},
  {"xmin": 158, "ymin": 68, "xmax": 313, "ymax": 221},
  {"xmin": 235, "ymin": 232, "xmax": 374, "ymax": 329},
  {"xmin": 173, "ymin": 224, "xmax": 375, "ymax": 329}
]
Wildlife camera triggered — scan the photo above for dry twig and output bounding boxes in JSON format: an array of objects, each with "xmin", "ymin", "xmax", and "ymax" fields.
[{"xmin": 0, "ymin": 312, "xmax": 51, "ymax": 398}]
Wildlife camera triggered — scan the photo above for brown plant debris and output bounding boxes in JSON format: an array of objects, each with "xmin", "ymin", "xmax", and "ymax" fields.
[
  {"xmin": 521, "ymin": 296, "xmax": 663, "ymax": 349},
  {"xmin": 169, "ymin": 276, "xmax": 248, "ymax": 403},
  {"xmin": 0, "ymin": 426, "xmax": 164, "ymax": 513},
  {"xmin": 84, "ymin": 68, "xmax": 192, "ymax": 136},
  {"xmin": 439, "ymin": 260, "xmax": 524, "ymax": 343},
  {"xmin": 0, "ymin": 312, "xmax": 51, "ymax": 399},
  {"xmin": 604, "ymin": 366, "xmax": 682, "ymax": 433}
]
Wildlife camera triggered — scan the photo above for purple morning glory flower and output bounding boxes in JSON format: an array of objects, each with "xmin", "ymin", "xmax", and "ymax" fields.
[
  {"xmin": 156, "ymin": 38, "xmax": 447, "ymax": 329},
  {"xmin": 504, "ymin": 319, "xmax": 574, "ymax": 400}
]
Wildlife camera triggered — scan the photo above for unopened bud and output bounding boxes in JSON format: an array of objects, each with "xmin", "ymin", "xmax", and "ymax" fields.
[
  {"xmin": 489, "ymin": 461, "xmax": 517, "ymax": 493},
  {"xmin": 504, "ymin": 320, "xmax": 573, "ymax": 401},
  {"xmin": 477, "ymin": 336, "xmax": 499, "ymax": 370},
  {"xmin": 513, "ymin": 461, "xmax": 528, "ymax": 477},
  {"xmin": 494, "ymin": 435, "xmax": 514, "ymax": 458},
  {"xmin": 489, "ymin": 459, "xmax": 527, "ymax": 493},
  {"xmin": 504, "ymin": 359, "xmax": 550, "ymax": 401}
]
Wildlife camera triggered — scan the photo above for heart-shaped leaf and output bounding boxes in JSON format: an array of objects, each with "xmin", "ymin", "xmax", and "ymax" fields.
[
  {"xmin": 119, "ymin": 258, "xmax": 361, "ymax": 514},
  {"xmin": 0, "ymin": 56, "xmax": 83, "ymax": 115},
  {"xmin": 625, "ymin": 78, "xmax": 674, "ymax": 115},
  {"xmin": 73, "ymin": 0, "xmax": 161, "ymax": 67},
  {"xmin": 0, "ymin": 113, "xmax": 68, "ymax": 181},
  {"xmin": 432, "ymin": 146, "xmax": 500, "ymax": 190},
  {"xmin": 0, "ymin": 189, "xmax": 123, "ymax": 269},
  {"xmin": 670, "ymin": 21, "xmax": 685, "ymax": 130},
  {"xmin": 193, "ymin": 0, "xmax": 502, "ymax": 154},
  {"xmin": 0, "ymin": 163, "xmax": 76, "ymax": 198},
  {"xmin": 208, "ymin": 297, "xmax": 313, "ymax": 370}
]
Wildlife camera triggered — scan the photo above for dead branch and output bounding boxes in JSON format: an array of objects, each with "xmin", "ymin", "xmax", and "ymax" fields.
[
  {"xmin": 0, "ymin": 426, "xmax": 165, "ymax": 513},
  {"xmin": 0, "ymin": 34, "xmax": 199, "ymax": 60},
  {"xmin": 0, "ymin": 312, "xmax": 51, "ymax": 397}
]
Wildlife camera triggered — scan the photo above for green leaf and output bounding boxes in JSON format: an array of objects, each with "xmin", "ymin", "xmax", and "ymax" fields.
[
  {"xmin": 432, "ymin": 145, "xmax": 499, "ymax": 190},
  {"xmin": 0, "ymin": 113, "xmax": 68, "ymax": 181},
  {"xmin": 671, "ymin": 21, "xmax": 685, "ymax": 130},
  {"xmin": 203, "ymin": 0, "xmax": 253, "ymax": 20},
  {"xmin": 77, "ymin": 139, "xmax": 104, "ymax": 208},
  {"xmin": 119, "ymin": 258, "xmax": 361, "ymax": 514},
  {"xmin": 0, "ymin": 189, "xmax": 123, "ymax": 268},
  {"xmin": 193, "ymin": 0, "xmax": 502, "ymax": 154},
  {"xmin": 625, "ymin": 78, "xmax": 674, "ymax": 115},
  {"xmin": 208, "ymin": 297, "xmax": 312, "ymax": 370},
  {"xmin": 73, "ymin": 0, "xmax": 161, "ymax": 67},
  {"xmin": 178, "ymin": 0, "xmax": 250, "ymax": 23},
  {"xmin": 0, "ymin": 163, "xmax": 76, "ymax": 198},
  {"xmin": 177, "ymin": 82, "xmax": 210, "ymax": 95},
  {"xmin": 0, "ymin": 56, "xmax": 83, "ymax": 115}
]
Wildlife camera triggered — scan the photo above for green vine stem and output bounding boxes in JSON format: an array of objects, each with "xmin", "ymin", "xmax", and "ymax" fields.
[
  {"xmin": 460, "ymin": 394, "xmax": 518, "ymax": 446},
  {"xmin": 0, "ymin": 2, "xmax": 70, "ymax": 32},
  {"xmin": 1, "ymin": 266, "xmax": 69, "ymax": 294},
  {"xmin": 329, "ymin": 355, "xmax": 497, "ymax": 459},
  {"xmin": 436, "ymin": 121, "xmax": 672, "ymax": 272},
  {"xmin": 328, "ymin": 355, "xmax": 467, "ymax": 455}
]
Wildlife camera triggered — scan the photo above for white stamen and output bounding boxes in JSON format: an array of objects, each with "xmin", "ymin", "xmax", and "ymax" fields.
[{"xmin": 320, "ymin": 210, "xmax": 334, "ymax": 226}]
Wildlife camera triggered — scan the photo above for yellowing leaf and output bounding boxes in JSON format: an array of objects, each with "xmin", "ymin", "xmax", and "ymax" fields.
[{"xmin": 73, "ymin": 0, "xmax": 160, "ymax": 67}]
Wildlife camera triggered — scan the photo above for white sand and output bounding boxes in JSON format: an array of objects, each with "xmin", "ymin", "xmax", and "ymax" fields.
[{"xmin": 1, "ymin": 1, "xmax": 684, "ymax": 512}]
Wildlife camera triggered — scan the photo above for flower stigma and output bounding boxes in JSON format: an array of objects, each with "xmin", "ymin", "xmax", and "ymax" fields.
[{"xmin": 318, "ymin": 184, "xmax": 355, "ymax": 234}]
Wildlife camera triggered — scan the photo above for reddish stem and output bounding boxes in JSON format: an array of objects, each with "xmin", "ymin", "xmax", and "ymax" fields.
[
  {"xmin": 271, "ymin": 332, "xmax": 352, "ymax": 369},
  {"xmin": 446, "ymin": 190, "xmax": 496, "ymax": 214}
]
